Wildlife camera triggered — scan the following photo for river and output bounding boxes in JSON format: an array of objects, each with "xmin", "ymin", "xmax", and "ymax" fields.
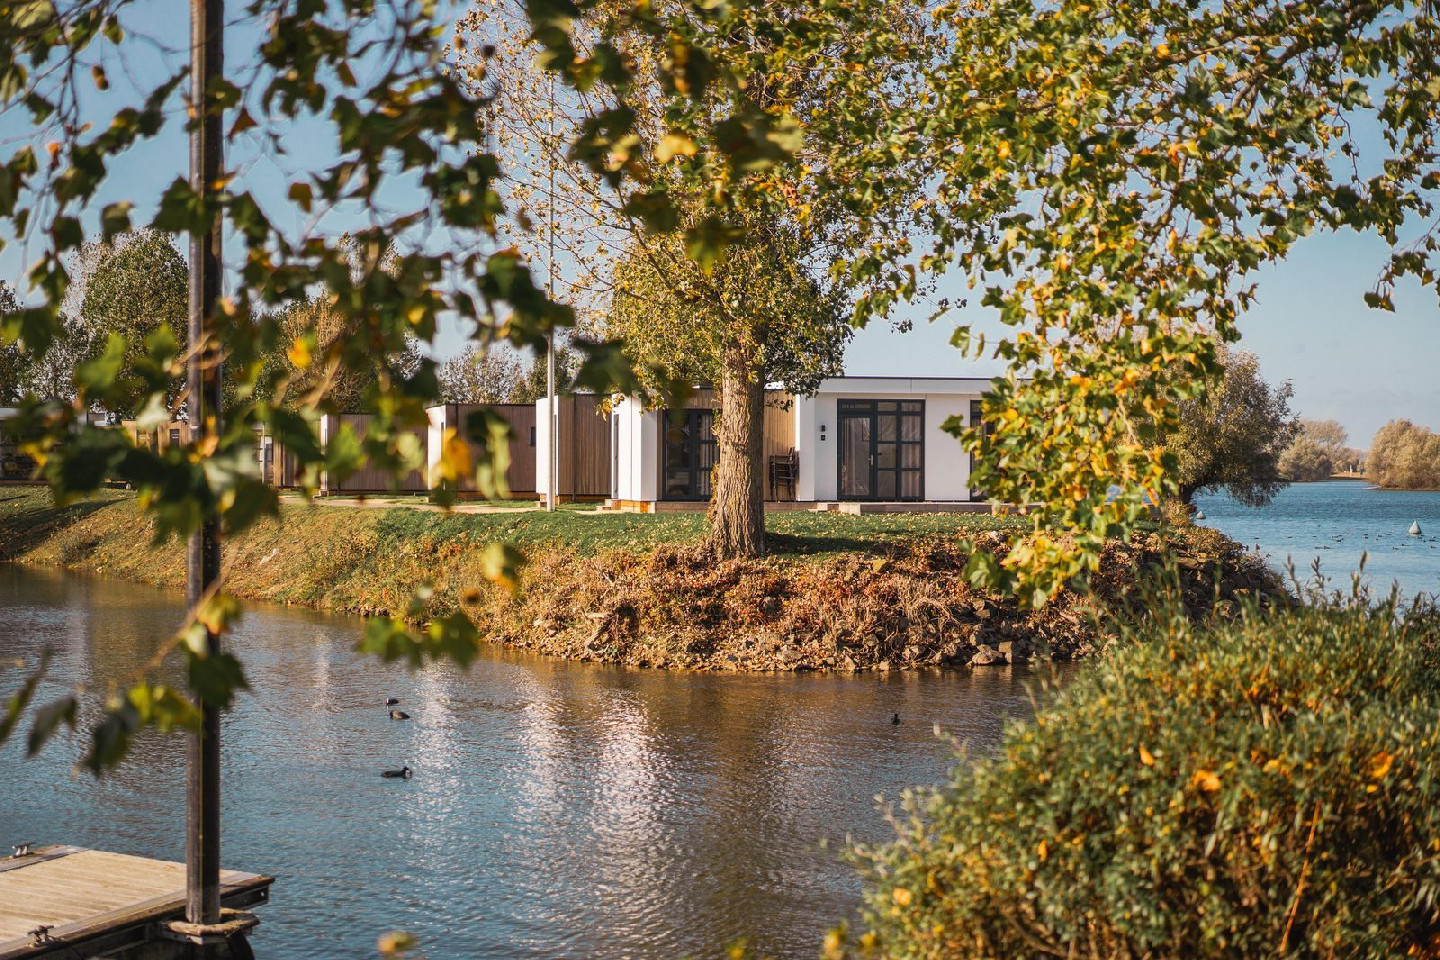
[
  {"xmin": 1196, "ymin": 480, "xmax": 1440, "ymax": 600},
  {"xmin": 0, "ymin": 565, "xmax": 1059, "ymax": 959}
]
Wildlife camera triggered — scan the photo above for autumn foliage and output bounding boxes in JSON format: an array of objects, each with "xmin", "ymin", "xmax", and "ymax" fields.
[{"xmin": 850, "ymin": 592, "xmax": 1440, "ymax": 958}]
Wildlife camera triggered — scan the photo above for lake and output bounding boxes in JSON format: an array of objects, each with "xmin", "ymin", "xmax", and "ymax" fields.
[
  {"xmin": 0, "ymin": 565, "xmax": 1059, "ymax": 959},
  {"xmin": 1196, "ymin": 480, "xmax": 1440, "ymax": 600}
]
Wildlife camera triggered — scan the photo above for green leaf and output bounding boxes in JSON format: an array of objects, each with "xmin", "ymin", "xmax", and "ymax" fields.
[
  {"xmin": 28, "ymin": 695, "xmax": 77, "ymax": 757},
  {"xmin": 359, "ymin": 616, "xmax": 423, "ymax": 668},
  {"xmin": 684, "ymin": 217, "xmax": 741, "ymax": 275},
  {"xmin": 0, "ymin": 651, "xmax": 49, "ymax": 747},
  {"xmin": 186, "ymin": 651, "xmax": 248, "ymax": 710},
  {"xmin": 426, "ymin": 612, "xmax": 481, "ymax": 669}
]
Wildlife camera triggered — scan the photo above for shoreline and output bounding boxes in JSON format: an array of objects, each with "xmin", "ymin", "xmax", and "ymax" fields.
[{"xmin": 0, "ymin": 486, "xmax": 1278, "ymax": 673}]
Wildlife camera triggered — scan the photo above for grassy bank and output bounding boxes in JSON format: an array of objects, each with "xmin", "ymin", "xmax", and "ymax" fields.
[{"xmin": 0, "ymin": 485, "xmax": 1276, "ymax": 671}]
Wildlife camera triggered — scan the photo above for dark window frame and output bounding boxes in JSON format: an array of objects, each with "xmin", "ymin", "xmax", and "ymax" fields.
[
  {"xmin": 660, "ymin": 407, "xmax": 718, "ymax": 501},
  {"xmin": 836, "ymin": 399, "xmax": 925, "ymax": 502}
]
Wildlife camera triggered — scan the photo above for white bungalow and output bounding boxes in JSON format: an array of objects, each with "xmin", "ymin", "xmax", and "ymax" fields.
[{"xmin": 542, "ymin": 376, "xmax": 994, "ymax": 512}]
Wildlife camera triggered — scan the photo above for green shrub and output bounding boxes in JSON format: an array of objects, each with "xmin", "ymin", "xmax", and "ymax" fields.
[{"xmin": 851, "ymin": 596, "xmax": 1440, "ymax": 959}]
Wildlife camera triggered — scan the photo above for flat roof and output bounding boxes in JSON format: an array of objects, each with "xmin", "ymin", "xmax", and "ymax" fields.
[{"xmin": 814, "ymin": 376, "xmax": 994, "ymax": 394}]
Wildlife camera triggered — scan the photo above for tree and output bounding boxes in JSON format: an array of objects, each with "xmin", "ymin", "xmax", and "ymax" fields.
[
  {"xmin": 512, "ymin": 341, "xmax": 579, "ymax": 404},
  {"xmin": 1279, "ymin": 419, "xmax": 1351, "ymax": 481},
  {"xmin": 1302, "ymin": 419, "xmax": 1349, "ymax": 456},
  {"xmin": 1368, "ymin": 420, "xmax": 1440, "ymax": 490},
  {"xmin": 0, "ymin": 282, "xmax": 92, "ymax": 403},
  {"xmin": 603, "ymin": 222, "xmax": 849, "ymax": 545},
  {"xmin": 271, "ymin": 293, "xmax": 423, "ymax": 413},
  {"xmin": 1278, "ymin": 436, "xmax": 1335, "ymax": 482},
  {"xmin": 0, "ymin": 282, "xmax": 21, "ymax": 403},
  {"xmin": 455, "ymin": 0, "xmax": 922, "ymax": 558},
  {"xmin": 1278, "ymin": 436, "xmax": 1334, "ymax": 482},
  {"xmin": 1169, "ymin": 350, "xmax": 1298, "ymax": 506},
  {"xmin": 74, "ymin": 229, "xmax": 188, "ymax": 415},
  {"xmin": 439, "ymin": 345, "xmax": 526, "ymax": 404},
  {"xmin": 826, "ymin": 0, "xmax": 1440, "ymax": 600}
]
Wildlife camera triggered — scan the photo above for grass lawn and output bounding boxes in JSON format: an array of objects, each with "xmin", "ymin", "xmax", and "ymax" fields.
[{"xmin": 1, "ymin": 484, "xmax": 1023, "ymax": 561}]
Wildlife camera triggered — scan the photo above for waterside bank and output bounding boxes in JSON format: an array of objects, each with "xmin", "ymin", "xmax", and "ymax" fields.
[{"xmin": 0, "ymin": 486, "xmax": 1276, "ymax": 671}]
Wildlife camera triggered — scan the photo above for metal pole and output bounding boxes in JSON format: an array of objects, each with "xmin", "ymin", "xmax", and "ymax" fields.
[
  {"xmin": 545, "ymin": 73, "xmax": 558, "ymax": 512},
  {"xmin": 186, "ymin": 0, "xmax": 224, "ymax": 935}
]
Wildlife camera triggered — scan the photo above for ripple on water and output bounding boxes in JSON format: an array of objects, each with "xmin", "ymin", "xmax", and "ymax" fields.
[{"xmin": 0, "ymin": 565, "xmax": 1062, "ymax": 959}]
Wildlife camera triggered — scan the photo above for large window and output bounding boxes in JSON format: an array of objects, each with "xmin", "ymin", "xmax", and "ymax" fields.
[
  {"xmin": 837, "ymin": 399, "xmax": 924, "ymax": 501},
  {"xmin": 662, "ymin": 408, "xmax": 717, "ymax": 500}
]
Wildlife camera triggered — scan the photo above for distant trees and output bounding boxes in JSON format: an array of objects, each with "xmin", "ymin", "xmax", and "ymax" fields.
[
  {"xmin": 0, "ymin": 282, "xmax": 23, "ymax": 403},
  {"xmin": 268, "ymin": 293, "xmax": 423, "ymax": 414},
  {"xmin": 1279, "ymin": 419, "xmax": 1360, "ymax": 481},
  {"xmin": 3, "ymin": 233, "xmax": 183, "ymax": 409},
  {"xmin": 1169, "ymin": 350, "xmax": 1299, "ymax": 506},
  {"xmin": 1368, "ymin": 420, "xmax": 1440, "ymax": 490},
  {"xmin": 438, "ymin": 346, "xmax": 525, "ymax": 404},
  {"xmin": 437, "ymin": 342, "xmax": 578, "ymax": 404},
  {"xmin": 75, "ymin": 230, "xmax": 188, "ymax": 415}
]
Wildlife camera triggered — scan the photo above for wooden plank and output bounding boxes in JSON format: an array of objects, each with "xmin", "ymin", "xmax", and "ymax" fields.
[
  {"xmin": 566, "ymin": 395, "xmax": 611, "ymax": 497},
  {"xmin": 330, "ymin": 413, "xmax": 429, "ymax": 492},
  {"xmin": 450, "ymin": 403, "xmax": 538, "ymax": 495},
  {"xmin": 0, "ymin": 848, "xmax": 270, "ymax": 960}
]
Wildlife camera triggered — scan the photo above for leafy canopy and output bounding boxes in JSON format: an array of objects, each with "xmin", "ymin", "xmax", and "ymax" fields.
[
  {"xmin": 1169, "ymin": 349, "xmax": 1298, "ymax": 507},
  {"xmin": 829, "ymin": 0, "xmax": 1440, "ymax": 602}
]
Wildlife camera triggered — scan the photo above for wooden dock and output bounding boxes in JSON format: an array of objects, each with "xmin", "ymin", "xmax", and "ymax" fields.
[{"xmin": 0, "ymin": 845, "xmax": 272, "ymax": 959}]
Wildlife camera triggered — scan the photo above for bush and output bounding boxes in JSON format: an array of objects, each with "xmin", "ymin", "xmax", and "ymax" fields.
[{"xmin": 850, "ymin": 595, "xmax": 1440, "ymax": 959}]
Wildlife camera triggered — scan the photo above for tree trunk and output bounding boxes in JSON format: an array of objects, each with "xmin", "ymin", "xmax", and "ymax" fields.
[{"xmin": 708, "ymin": 343, "xmax": 765, "ymax": 559}]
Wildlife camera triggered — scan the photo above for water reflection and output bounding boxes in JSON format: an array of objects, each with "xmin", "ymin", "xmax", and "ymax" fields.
[{"xmin": 0, "ymin": 564, "xmax": 1061, "ymax": 958}]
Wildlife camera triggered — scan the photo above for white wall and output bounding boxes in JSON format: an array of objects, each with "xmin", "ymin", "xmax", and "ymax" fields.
[
  {"xmin": 796, "ymin": 379, "xmax": 988, "ymax": 501},
  {"xmin": 425, "ymin": 404, "xmax": 447, "ymax": 489},
  {"xmin": 611, "ymin": 397, "xmax": 659, "ymax": 502},
  {"xmin": 534, "ymin": 398, "xmax": 553, "ymax": 495}
]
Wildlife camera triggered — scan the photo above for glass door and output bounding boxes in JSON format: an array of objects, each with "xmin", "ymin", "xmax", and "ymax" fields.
[
  {"xmin": 838, "ymin": 400, "xmax": 925, "ymax": 501},
  {"xmin": 838, "ymin": 407, "xmax": 873, "ymax": 499},
  {"xmin": 662, "ymin": 408, "xmax": 717, "ymax": 500}
]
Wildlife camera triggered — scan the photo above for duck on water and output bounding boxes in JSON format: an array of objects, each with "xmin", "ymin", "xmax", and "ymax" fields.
[{"xmin": 381, "ymin": 766, "xmax": 413, "ymax": 779}]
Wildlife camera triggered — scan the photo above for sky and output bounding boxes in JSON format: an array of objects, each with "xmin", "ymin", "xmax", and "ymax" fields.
[
  {"xmin": 1, "ymin": 5, "xmax": 1436, "ymax": 450},
  {"xmin": 847, "ymin": 229, "xmax": 1440, "ymax": 447}
]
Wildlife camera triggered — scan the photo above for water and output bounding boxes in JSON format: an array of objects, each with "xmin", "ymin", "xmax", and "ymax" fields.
[
  {"xmin": 0, "ymin": 566, "xmax": 1058, "ymax": 959},
  {"xmin": 1196, "ymin": 480, "xmax": 1440, "ymax": 600}
]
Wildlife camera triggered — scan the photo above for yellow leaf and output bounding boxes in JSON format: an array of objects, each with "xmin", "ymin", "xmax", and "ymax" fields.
[
  {"xmin": 656, "ymin": 133, "xmax": 698, "ymax": 163},
  {"xmin": 442, "ymin": 429, "xmax": 473, "ymax": 480},
  {"xmin": 287, "ymin": 338, "xmax": 311, "ymax": 370},
  {"xmin": 1191, "ymin": 769, "xmax": 1221, "ymax": 793},
  {"xmin": 1369, "ymin": 751, "xmax": 1394, "ymax": 780},
  {"xmin": 892, "ymin": 887, "xmax": 913, "ymax": 907},
  {"xmin": 1037, "ymin": 840, "xmax": 1048, "ymax": 861},
  {"xmin": 1139, "ymin": 746, "xmax": 1154, "ymax": 766},
  {"xmin": 996, "ymin": 140, "xmax": 1012, "ymax": 160}
]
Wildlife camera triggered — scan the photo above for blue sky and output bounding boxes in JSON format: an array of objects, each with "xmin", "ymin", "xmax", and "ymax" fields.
[
  {"xmin": 1, "ymin": 6, "xmax": 1435, "ymax": 449},
  {"xmin": 848, "ymin": 229, "xmax": 1440, "ymax": 447}
]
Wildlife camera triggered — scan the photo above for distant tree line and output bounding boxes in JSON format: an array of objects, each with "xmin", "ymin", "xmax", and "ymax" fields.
[
  {"xmin": 1368, "ymin": 420, "xmax": 1440, "ymax": 490},
  {"xmin": 1278, "ymin": 419, "xmax": 1365, "ymax": 482},
  {"xmin": 1, "ymin": 230, "xmax": 423, "ymax": 416},
  {"xmin": 435, "ymin": 341, "xmax": 578, "ymax": 405}
]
